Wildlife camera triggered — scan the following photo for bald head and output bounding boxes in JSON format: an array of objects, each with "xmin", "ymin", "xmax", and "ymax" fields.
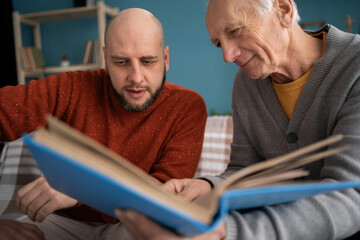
[{"xmin": 104, "ymin": 8, "xmax": 165, "ymax": 48}]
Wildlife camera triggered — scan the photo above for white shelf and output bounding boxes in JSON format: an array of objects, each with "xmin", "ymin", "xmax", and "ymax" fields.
[
  {"xmin": 24, "ymin": 63, "xmax": 101, "ymax": 77},
  {"xmin": 13, "ymin": 2, "xmax": 119, "ymax": 85},
  {"xmin": 20, "ymin": 4, "xmax": 118, "ymax": 23}
]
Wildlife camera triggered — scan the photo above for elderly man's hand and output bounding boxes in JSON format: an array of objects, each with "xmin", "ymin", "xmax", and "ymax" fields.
[
  {"xmin": 161, "ymin": 178, "xmax": 212, "ymax": 202},
  {"xmin": 0, "ymin": 220, "xmax": 45, "ymax": 240},
  {"xmin": 115, "ymin": 209, "xmax": 226, "ymax": 240},
  {"xmin": 16, "ymin": 177, "xmax": 77, "ymax": 222}
]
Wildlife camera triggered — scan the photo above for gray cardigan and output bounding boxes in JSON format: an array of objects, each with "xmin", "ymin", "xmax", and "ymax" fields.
[{"xmin": 204, "ymin": 25, "xmax": 360, "ymax": 240}]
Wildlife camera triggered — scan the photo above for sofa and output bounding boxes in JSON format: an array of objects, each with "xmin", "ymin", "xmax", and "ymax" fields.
[{"xmin": 0, "ymin": 115, "xmax": 233, "ymax": 220}]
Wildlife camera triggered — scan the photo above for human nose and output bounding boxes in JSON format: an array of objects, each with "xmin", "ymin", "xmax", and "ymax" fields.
[
  {"xmin": 128, "ymin": 62, "xmax": 143, "ymax": 84},
  {"xmin": 221, "ymin": 41, "xmax": 241, "ymax": 63}
]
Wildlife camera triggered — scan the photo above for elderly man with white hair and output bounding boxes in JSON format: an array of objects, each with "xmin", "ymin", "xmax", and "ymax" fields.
[{"xmin": 117, "ymin": 0, "xmax": 360, "ymax": 239}]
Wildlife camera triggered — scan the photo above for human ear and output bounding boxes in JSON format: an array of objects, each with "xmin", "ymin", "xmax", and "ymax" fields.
[
  {"xmin": 164, "ymin": 46, "xmax": 170, "ymax": 72},
  {"xmin": 275, "ymin": 0, "xmax": 294, "ymax": 27},
  {"xmin": 102, "ymin": 46, "xmax": 107, "ymax": 60}
]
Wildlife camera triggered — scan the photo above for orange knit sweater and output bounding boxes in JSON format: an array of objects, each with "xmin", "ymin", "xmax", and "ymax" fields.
[{"xmin": 0, "ymin": 69, "xmax": 207, "ymax": 223}]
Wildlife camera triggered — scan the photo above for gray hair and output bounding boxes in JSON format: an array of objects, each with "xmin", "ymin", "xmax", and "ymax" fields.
[
  {"xmin": 253, "ymin": 0, "xmax": 300, "ymax": 22},
  {"xmin": 206, "ymin": 0, "xmax": 301, "ymax": 23}
]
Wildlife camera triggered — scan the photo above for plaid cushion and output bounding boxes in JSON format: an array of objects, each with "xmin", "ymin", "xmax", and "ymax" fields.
[
  {"xmin": 0, "ymin": 138, "xmax": 42, "ymax": 220},
  {"xmin": 195, "ymin": 116, "xmax": 233, "ymax": 177}
]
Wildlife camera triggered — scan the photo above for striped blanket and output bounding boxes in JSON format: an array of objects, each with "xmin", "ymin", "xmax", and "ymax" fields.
[
  {"xmin": 0, "ymin": 138, "xmax": 42, "ymax": 220},
  {"xmin": 195, "ymin": 115, "xmax": 232, "ymax": 177}
]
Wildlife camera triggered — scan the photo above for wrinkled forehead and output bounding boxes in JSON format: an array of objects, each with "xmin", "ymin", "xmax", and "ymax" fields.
[
  {"xmin": 206, "ymin": 0, "xmax": 255, "ymax": 25},
  {"xmin": 206, "ymin": 0, "xmax": 258, "ymax": 36}
]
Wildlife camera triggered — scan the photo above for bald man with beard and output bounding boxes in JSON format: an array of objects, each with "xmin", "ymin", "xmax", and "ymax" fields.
[{"xmin": 0, "ymin": 8, "xmax": 207, "ymax": 240}]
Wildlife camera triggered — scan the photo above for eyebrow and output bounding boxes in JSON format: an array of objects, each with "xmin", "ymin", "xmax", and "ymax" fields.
[
  {"xmin": 141, "ymin": 56, "xmax": 158, "ymax": 61},
  {"xmin": 111, "ymin": 55, "xmax": 158, "ymax": 60},
  {"xmin": 111, "ymin": 55, "xmax": 127, "ymax": 61}
]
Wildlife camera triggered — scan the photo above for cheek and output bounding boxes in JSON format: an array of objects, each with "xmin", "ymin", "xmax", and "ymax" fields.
[
  {"xmin": 247, "ymin": 39, "xmax": 277, "ymax": 69},
  {"xmin": 108, "ymin": 69, "xmax": 126, "ymax": 92},
  {"xmin": 146, "ymin": 66, "xmax": 165, "ymax": 86},
  {"xmin": 257, "ymin": 28, "xmax": 286, "ymax": 64},
  {"xmin": 243, "ymin": 26, "xmax": 278, "ymax": 60},
  {"xmin": 144, "ymin": 75, "xmax": 160, "ymax": 93}
]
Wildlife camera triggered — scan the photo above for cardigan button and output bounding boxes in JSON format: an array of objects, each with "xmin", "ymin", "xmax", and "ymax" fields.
[{"xmin": 287, "ymin": 132, "xmax": 298, "ymax": 143}]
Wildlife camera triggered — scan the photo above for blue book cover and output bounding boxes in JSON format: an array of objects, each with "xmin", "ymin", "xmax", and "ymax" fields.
[{"xmin": 23, "ymin": 117, "xmax": 360, "ymax": 237}]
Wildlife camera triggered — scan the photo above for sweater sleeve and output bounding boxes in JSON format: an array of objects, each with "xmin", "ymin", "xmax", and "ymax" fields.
[
  {"xmin": 0, "ymin": 74, "xmax": 116, "ymax": 223},
  {"xmin": 149, "ymin": 91, "xmax": 207, "ymax": 182},
  {"xmin": 0, "ymin": 73, "xmax": 73, "ymax": 141}
]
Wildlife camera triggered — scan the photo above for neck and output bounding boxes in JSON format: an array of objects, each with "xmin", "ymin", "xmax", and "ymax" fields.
[{"xmin": 271, "ymin": 25, "xmax": 323, "ymax": 84}]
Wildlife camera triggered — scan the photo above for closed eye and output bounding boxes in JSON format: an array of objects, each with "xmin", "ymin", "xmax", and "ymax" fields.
[
  {"xmin": 229, "ymin": 28, "xmax": 240, "ymax": 35},
  {"xmin": 224, "ymin": 23, "xmax": 244, "ymax": 38},
  {"xmin": 111, "ymin": 56, "xmax": 128, "ymax": 65},
  {"xmin": 115, "ymin": 60, "xmax": 127, "ymax": 65},
  {"xmin": 141, "ymin": 56, "xmax": 158, "ymax": 66}
]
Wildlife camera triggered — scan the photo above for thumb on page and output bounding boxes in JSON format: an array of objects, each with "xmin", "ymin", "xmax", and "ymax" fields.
[{"xmin": 162, "ymin": 178, "xmax": 212, "ymax": 202}]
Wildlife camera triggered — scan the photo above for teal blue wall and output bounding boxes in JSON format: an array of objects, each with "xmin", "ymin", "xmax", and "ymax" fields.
[
  {"xmin": 298, "ymin": 1, "xmax": 359, "ymax": 33},
  {"xmin": 12, "ymin": 0, "xmax": 360, "ymax": 114}
]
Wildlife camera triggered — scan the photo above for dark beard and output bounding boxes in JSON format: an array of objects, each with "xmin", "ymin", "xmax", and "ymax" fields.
[{"xmin": 109, "ymin": 66, "xmax": 166, "ymax": 112}]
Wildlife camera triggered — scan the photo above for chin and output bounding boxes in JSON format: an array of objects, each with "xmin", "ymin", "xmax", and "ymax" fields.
[
  {"xmin": 257, "ymin": 74, "xmax": 270, "ymax": 80},
  {"xmin": 125, "ymin": 96, "xmax": 156, "ymax": 112},
  {"xmin": 245, "ymin": 68, "xmax": 269, "ymax": 80},
  {"xmin": 246, "ymin": 72, "xmax": 261, "ymax": 80}
]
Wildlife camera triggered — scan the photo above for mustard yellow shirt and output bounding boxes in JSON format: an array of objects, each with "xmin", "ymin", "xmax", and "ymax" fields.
[{"xmin": 272, "ymin": 32, "xmax": 327, "ymax": 119}]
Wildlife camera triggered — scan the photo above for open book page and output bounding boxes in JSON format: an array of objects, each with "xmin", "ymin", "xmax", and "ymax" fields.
[
  {"xmin": 238, "ymin": 145, "xmax": 349, "ymax": 183},
  {"xmin": 227, "ymin": 169, "xmax": 309, "ymax": 189},
  {"xmin": 34, "ymin": 116, "xmax": 213, "ymax": 224},
  {"xmin": 193, "ymin": 134, "xmax": 346, "ymax": 219}
]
